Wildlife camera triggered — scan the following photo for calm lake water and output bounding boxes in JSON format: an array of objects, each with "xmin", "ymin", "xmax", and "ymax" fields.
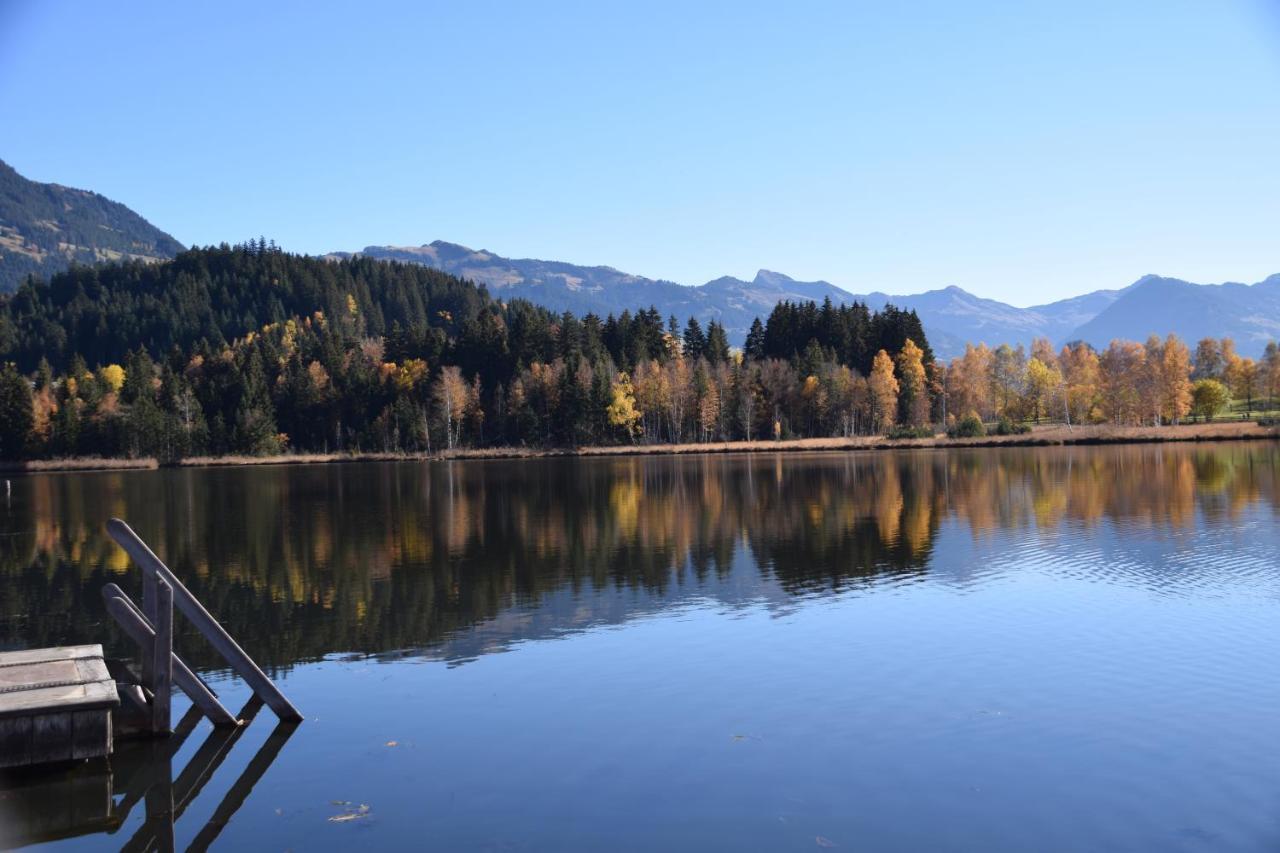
[{"xmin": 2, "ymin": 443, "xmax": 1279, "ymax": 851}]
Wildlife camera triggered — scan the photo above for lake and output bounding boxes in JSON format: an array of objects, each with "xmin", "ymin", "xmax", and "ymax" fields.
[{"xmin": 2, "ymin": 443, "xmax": 1279, "ymax": 851}]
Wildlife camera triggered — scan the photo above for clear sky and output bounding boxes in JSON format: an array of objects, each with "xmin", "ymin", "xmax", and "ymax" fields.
[{"xmin": 3, "ymin": 1, "xmax": 1280, "ymax": 305}]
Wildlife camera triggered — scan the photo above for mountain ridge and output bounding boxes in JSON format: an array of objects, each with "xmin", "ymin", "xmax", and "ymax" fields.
[{"xmin": 333, "ymin": 240, "xmax": 1278, "ymax": 358}]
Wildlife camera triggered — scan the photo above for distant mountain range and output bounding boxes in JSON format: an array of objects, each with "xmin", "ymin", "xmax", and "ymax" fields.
[
  {"xmin": 0, "ymin": 159, "xmax": 183, "ymax": 292},
  {"xmin": 2, "ymin": 156, "xmax": 1275, "ymax": 360},
  {"xmin": 331, "ymin": 241, "xmax": 1280, "ymax": 358}
]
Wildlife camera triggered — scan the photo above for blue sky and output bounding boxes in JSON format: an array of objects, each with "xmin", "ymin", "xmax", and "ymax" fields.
[{"xmin": 2, "ymin": 1, "xmax": 1279, "ymax": 305}]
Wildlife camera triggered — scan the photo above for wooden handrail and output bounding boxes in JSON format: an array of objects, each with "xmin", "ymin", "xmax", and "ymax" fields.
[
  {"xmin": 107, "ymin": 519, "xmax": 302, "ymax": 722},
  {"xmin": 102, "ymin": 585, "xmax": 238, "ymax": 727}
]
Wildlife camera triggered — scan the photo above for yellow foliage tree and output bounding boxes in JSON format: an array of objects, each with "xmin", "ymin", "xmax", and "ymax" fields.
[
  {"xmin": 1160, "ymin": 334, "xmax": 1192, "ymax": 424},
  {"xmin": 894, "ymin": 339, "xmax": 928, "ymax": 427},
  {"xmin": 1024, "ymin": 357, "xmax": 1062, "ymax": 423},
  {"xmin": 99, "ymin": 364, "xmax": 125, "ymax": 393},
  {"xmin": 869, "ymin": 349, "xmax": 899, "ymax": 432},
  {"xmin": 606, "ymin": 372, "xmax": 642, "ymax": 440}
]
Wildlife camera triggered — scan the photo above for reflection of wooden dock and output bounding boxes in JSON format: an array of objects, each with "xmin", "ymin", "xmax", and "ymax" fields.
[
  {"xmin": 0, "ymin": 645, "xmax": 118, "ymax": 768},
  {"xmin": 0, "ymin": 700, "xmax": 299, "ymax": 849}
]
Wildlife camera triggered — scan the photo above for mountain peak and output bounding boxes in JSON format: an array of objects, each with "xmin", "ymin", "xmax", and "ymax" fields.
[{"xmin": 752, "ymin": 269, "xmax": 795, "ymax": 287}]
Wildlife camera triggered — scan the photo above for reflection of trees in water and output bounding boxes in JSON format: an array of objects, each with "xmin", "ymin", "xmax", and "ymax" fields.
[{"xmin": 0, "ymin": 444, "xmax": 1276, "ymax": 672}]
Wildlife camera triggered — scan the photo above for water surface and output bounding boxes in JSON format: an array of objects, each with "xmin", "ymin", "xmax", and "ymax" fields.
[{"xmin": 2, "ymin": 443, "xmax": 1279, "ymax": 850}]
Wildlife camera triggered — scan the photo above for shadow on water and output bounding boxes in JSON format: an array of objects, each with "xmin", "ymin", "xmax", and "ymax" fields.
[{"xmin": 0, "ymin": 699, "xmax": 297, "ymax": 850}]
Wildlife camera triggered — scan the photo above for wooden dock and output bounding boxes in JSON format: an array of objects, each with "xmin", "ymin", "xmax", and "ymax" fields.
[
  {"xmin": 0, "ymin": 644, "xmax": 118, "ymax": 768},
  {"xmin": 0, "ymin": 519, "xmax": 299, "ymax": 774}
]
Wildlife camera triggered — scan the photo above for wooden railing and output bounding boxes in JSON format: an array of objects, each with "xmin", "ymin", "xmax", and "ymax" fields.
[{"xmin": 103, "ymin": 519, "xmax": 302, "ymax": 733}]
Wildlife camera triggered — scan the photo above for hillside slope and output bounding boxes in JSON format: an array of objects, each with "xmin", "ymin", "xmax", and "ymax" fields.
[{"xmin": 0, "ymin": 159, "xmax": 183, "ymax": 292}]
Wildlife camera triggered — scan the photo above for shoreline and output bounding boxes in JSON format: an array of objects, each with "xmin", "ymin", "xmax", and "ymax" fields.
[{"xmin": 3, "ymin": 421, "xmax": 1276, "ymax": 474}]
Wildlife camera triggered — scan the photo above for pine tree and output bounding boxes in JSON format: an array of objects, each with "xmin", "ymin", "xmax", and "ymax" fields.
[
  {"xmin": 682, "ymin": 318, "xmax": 706, "ymax": 362},
  {"xmin": 0, "ymin": 363, "xmax": 33, "ymax": 460},
  {"xmin": 744, "ymin": 318, "xmax": 766, "ymax": 362}
]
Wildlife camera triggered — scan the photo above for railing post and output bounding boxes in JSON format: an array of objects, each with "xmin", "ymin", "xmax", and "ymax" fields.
[
  {"xmin": 151, "ymin": 577, "xmax": 173, "ymax": 735},
  {"xmin": 141, "ymin": 570, "xmax": 158, "ymax": 695}
]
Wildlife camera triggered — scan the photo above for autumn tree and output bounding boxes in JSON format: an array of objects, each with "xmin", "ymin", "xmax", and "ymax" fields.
[
  {"xmin": 1059, "ymin": 343, "xmax": 1099, "ymax": 425},
  {"xmin": 1263, "ymin": 342, "xmax": 1280, "ymax": 409},
  {"xmin": 989, "ymin": 344, "xmax": 1026, "ymax": 418},
  {"xmin": 1098, "ymin": 340, "xmax": 1145, "ymax": 425},
  {"xmin": 946, "ymin": 344, "xmax": 993, "ymax": 422},
  {"xmin": 1224, "ymin": 353, "xmax": 1259, "ymax": 415},
  {"xmin": 1192, "ymin": 338, "xmax": 1223, "ymax": 381},
  {"xmin": 1023, "ymin": 357, "xmax": 1062, "ymax": 423},
  {"xmin": 435, "ymin": 365, "xmax": 470, "ymax": 449},
  {"xmin": 895, "ymin": 339, "xmax": 929, "ymax": 427},
  {"xmin": 1158, "ymin": 334, "xmax": 1192, "ymax": 424},
  {"xmin": 869, "ymin": 349, "xmax": 899, "ymax": 432}
]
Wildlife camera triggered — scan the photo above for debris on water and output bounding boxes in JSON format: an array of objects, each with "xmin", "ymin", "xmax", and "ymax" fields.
[
  {"xmin": 816, "ymin": 836, "xmax": 837, "ymax": 848},
  {"xmin": 385, "ymin": 740, "xmax": 398, "ymax": 747},
  {"xmin": 328, "ymin": 804, "xmax": 371, "ymax": 823},
  {"xmin": 730, "ymin": 733, "xmax": 762, "ymax": 742}
]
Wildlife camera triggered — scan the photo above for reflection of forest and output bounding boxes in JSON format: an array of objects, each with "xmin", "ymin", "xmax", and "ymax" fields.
[{"xmin": 1, "ymin": 444, "xmax": 1276, "ymax": 673}]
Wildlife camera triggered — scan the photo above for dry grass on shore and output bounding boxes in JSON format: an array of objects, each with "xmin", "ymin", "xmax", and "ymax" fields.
[
  {"xmin": 4, "ymin": 421, "xmax": 1275, "ymax": 474},
  {"xmin": 1, "ymin": 456, "xmax": 160, "ymax": 473}
]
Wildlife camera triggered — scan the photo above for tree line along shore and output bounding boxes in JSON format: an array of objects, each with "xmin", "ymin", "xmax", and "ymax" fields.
[{"xmin": 0, "ymin": 241, "xmax": 1277, "ymax": 466}]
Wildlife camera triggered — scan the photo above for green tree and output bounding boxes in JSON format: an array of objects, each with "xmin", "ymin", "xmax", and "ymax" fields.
[
  {"xmin": 1191, "ymin": 378, "xmax": 1230, "ymax": 422},
  {"xmin": 0, "ymin": 363, "xmax": 33, "ymax": 460}
]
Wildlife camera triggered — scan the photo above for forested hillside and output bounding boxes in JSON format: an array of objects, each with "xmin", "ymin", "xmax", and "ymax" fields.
[
  {"xmin": 0, "ymin": 243, "xmax": 933, "ymax": 460},
  {"xmin": 0, "ymin": 159, "xmax": 183, "ymax": 292}
]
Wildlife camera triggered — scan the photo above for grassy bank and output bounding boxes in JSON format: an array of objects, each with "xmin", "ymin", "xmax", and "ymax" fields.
[{"xmin": 5, "ymin": 421, "xmax": 1276, "ymax": 474}]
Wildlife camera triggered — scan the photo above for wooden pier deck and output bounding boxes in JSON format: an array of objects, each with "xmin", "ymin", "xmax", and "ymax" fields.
[
  {"xmin": 0, "ymin": 519, "xmax": 298, "ymax": 776},
  {"xmin": 0, "ymin": 644, "xmax": 118, "ymax": 769}
]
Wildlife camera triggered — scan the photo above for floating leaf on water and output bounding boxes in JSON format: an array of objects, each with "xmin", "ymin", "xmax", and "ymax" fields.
[{"xmin": 816, "ymin": 836, "xmax": 837, "ymax": 848}]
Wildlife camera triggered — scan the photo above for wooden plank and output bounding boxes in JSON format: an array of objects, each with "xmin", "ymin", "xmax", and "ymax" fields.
[
  {"xmin": 102, "ymin": 586, "xmax": 238, "ymax": 727},
  {"xmin": 0, "ymin": 714, "xmax": 33, "ymax": 768},
  {"xmin": 0, "ymin": 680, "xmax": 118, "ymax": 719},
  {"xmin": 31, "ymin": 712, "xmax": 73, "ymax": 764},
  {"xmin": 0, "ymin": 645, "xmax": 102, "ymax": 666},
  {"xmin": 70, "ymin": 708, "xmax": 111, "ymax": 759},
  {"xmin": 109, "ymin": 519, "xmax": 302, "ymax": 722},
  {"xmin": 73, "ymin": 656, "xmax": 112, "ymax": 686},
  {"xmin": 0, "ymin": 658, "xmax": 80, "ymax": 689},
  {"xmin": 151, "ymin": 577, "xmax": 173, "ymax": 734}
]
